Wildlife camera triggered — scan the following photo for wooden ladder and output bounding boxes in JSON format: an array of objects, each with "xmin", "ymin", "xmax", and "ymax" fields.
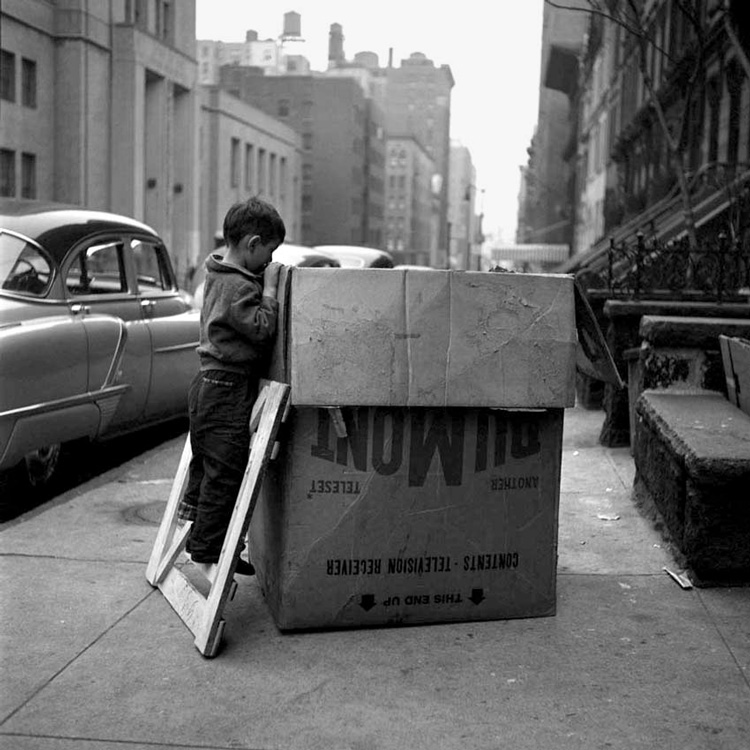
[{"xmin": 146, "ymin": 379, "xmax": 290, "ymax": 657}]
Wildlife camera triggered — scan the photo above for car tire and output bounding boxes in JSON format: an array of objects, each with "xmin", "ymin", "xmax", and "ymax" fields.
[{"xmin": 23, "ymin": 444, "xmax": 62, "ymax": 489}]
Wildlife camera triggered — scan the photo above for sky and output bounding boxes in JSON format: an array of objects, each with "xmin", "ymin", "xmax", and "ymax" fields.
[{"xmin": 196, "ymin": 1, "xmax": 544, "ymax": 244}]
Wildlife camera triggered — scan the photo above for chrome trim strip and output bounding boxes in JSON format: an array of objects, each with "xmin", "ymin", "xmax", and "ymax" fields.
[
  {"xmin": 102, "ymin": 320, "xmax": 128, "ymax": 389},
  {"xmin": 154, "ymin": 341, "xmax": 199, "ymax": 354},
  {"xmin": 0, "ymin": 385, "xmax": 130, "ymax": 420}
]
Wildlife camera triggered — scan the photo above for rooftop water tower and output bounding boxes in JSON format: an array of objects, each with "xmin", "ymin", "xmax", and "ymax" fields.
[
  {"xmin": 282, "ymin": 11, "xmax": 302, "ymax": 40},
  {"xmin": 328, "ymin": 22, "xmax": 344, "ymax": 67}
]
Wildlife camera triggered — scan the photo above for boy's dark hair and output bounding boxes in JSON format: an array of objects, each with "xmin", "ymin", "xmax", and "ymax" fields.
[{"xmin": 223, "ymin": 197, "xmax": 286, "ymax": 247}]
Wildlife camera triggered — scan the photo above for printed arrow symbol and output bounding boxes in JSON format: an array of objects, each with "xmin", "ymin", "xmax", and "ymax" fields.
[
  {"xmin": 359, "ymin": 594, "xmax": 376, "ymax": 611},
  {"xmin": 469, "ymin": 588, "xmax": 485, "ymax": 605}
]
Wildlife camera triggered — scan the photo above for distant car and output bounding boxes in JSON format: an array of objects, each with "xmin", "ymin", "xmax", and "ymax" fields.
[
  {"xmin": 191, "ymin": 242, "xmax": 340, "ymax": 308},
  {"xmin": 314, "ymin": 245, "xmax": 395, "ymax": 269},
  {"xmin": 0, "ymin": 201, "xmax": 200, "ymax": 489}
]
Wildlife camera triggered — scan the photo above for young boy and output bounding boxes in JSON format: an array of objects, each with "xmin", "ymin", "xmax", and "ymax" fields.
[{"xmin": 181, "ymin": 197, "xmax": 285, "ymax": 582}]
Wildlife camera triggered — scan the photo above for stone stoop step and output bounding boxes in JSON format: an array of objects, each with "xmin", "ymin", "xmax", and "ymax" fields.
[{"xmin": 634, "ymin": 389, "xmax": 750, "ymax": 584}]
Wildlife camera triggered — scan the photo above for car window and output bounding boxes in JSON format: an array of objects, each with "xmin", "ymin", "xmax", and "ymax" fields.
[
  {"xmin": 0, "ymin": 232, "xmax": 53, "ymax": 297},
  {"xmin": 66, "ymin": 241, "xmax": 127, "ymax": 296},
  {"xmin": 132, "ymin": 239, "xmax": 173, "ymax": 294}
]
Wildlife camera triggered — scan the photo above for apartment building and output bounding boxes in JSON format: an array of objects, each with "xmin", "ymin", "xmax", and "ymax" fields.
[
  {"xmin": 384, "ymin": 53, "xmax": 454, "ymax": 258},
  {"xmin": 219, "ymin": 67, "xmax": 385, "ymax": 247},
  {"xmin": 448, "ymin": 141, "xmax": 478, "ymax": 270},
  {"xmin": 0, "ymin": 0, "xmax": 202, "ymax": 281},
  {"xmin": 540, "ymin": 0, "xmax": 750, "ymax": 268},
  {"xmin": 517, "ymin": 0, "xmax": 588, "ymax": 250},
  {"xmin": 384, "ymin": 136, "xmax": 437, "ymax": 266},
  {"xmin": 199, "ymin": 86, "xmax": 302, "ymax": 253},
  {"xmin": 197, "ymin": 11, "xmax": 311, "ymax": 84}
]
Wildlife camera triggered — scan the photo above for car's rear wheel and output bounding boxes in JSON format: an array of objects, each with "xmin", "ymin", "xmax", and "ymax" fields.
[{"xmin": 23, "ymin": 444, "xmax": 62, "ymax": 488}]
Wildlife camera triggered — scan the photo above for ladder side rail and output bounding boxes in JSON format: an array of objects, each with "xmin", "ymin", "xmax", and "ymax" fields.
[
  {"xmin": 194, "ymin": 380, "xmax": 291, "ymax": 656},
  {"xmin": 146, "ymin": 436, "xmax": 193, "ymax": 585}
]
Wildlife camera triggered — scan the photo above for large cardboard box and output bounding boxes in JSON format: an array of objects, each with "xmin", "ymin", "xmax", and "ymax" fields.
[
  {"xmin": 269, "ymin": 268, "xmax": 577, "ymax": 408},
  {"xmin": 252, "ymin": 268, "xmax": 576, "ymax": 630},
  {"xmin": 251, "ymin": 405, "xmax": 563, "ymax": 630}
]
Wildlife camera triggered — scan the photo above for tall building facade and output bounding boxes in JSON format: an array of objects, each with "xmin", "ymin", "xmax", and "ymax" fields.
[
  {"xmin": 199, "ymin": 87, "xmax": 302, "ymax": 253},
  {"xmin": 0, "ymin": 0, "xmax": 201, "ymax": 283},
  {"xmin": 523, "ymin": 0, "xmax": 750, "ymax": 272},
  {"xmin": 384, "ymin": 136, "xmax": 436, "ymax": 266},
  {"xmin": 219, "ymin": 67, "xmax": 385, "ymax": 247},
  {"xmin": 517, "ymin": 0, "xmax": 588, "ymax": 250},
  {"xmin": 324, "ymin": 40, "xmax": 454, "ymax": 266},
  {"xmin": 448, "ymin": 141, "xmax": 478, "ymax": 270},
  {"xmin": 384, "ymin": 53, "xmax": 454, "ymax": 261},
  {"xmin": 562, "ymin": 0, "xmax": 750, "ymax": 266}
]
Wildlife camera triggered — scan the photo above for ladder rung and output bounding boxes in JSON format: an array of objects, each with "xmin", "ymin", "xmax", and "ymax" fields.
[{"xmin": 159, "ymin": 566, "xmax": 207, "ymax": 638}]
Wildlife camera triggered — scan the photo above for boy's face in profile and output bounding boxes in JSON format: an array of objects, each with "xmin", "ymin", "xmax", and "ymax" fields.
[{"xmin": 242, "ymin": 234, "xmax": 282, "ymax": 273}]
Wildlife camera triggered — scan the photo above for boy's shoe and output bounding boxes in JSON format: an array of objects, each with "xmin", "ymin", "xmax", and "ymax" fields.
[{"xmin": 235, "ymin": 558, "xmax": 255, "ymax": 576}]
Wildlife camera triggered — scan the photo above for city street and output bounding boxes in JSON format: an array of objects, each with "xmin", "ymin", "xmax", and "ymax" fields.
[{"xmin": 1, "ymin": 404, "xmax": 749, "ymax": 750}]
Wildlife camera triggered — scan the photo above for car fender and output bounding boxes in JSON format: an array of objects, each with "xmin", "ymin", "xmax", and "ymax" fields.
[{"xmin": 0, "ymin": 314, "xmax": 129, "ymax": 471}]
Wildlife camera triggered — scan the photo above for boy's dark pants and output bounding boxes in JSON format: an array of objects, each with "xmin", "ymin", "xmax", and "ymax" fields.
[{"xmin": 184, "ymin": 370, "xmax": 257, "ymax": 563}]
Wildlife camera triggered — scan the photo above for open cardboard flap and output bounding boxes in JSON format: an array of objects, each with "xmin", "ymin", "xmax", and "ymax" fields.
[{"xmin": 573, "ymin": 278, "xmax": 623, "ymax": 388}]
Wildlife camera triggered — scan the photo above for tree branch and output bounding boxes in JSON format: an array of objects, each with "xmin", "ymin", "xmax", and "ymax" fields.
[{"xmin": 542, "ymin": 0, "xmax": 675, "ymax": 63}]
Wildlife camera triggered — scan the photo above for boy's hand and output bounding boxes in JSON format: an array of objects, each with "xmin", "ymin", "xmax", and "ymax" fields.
[{"xmin": 263, "ymin": 261, "xmax": 282, "ymax": 299}]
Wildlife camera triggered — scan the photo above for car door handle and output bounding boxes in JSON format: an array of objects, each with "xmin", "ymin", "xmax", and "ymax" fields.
[{"xmin": 70, "ymin": 303, "xmax": 90, "ymax": 315}]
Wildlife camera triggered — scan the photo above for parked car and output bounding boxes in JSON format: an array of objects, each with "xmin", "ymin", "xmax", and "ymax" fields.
[
  {"xmin": 191, "ymin": 242, "xmax": 340, "ymax": 308},
  {"xmin": 314, "ymin": 245, "xmax": 395, "ymax": 268},
  {"xmin": 0, "ymin": 201, "xmax": 200, "ymax": 489}
]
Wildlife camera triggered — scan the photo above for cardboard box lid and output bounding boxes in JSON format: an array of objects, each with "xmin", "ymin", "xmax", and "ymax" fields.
[{"xmin": 271, "ymin": 268, "xmax": 576, "ymax": 408}]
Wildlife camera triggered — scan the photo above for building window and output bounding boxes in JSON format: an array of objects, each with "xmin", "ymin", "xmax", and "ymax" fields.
[
  {"xmin": 0, "ymin": 49, "xmax": 15, "ymax": 102},
  {"xmin": 727, "ymin": 63, "xmax": 743, "ymax": 167},
  {"xmin": 21, "ymin": 152, "xmax": 36, "ymax": 199},
  {"xmin": 230, "ymin": 137, "xmax": 240, "ymax": 187},
  {"xmin": 279, "ymin": 157, "xmax": 287, "ymax": 201},
  {"xmin": 21, "ymin": 58, "xmax": 36, "ymax": 108},
  {"xmin": 0, "ymin": 149, "xmax": 15, "ymax": 197},
  {"xmin": 707, "ymin": 77, "xmax": 721, "ymax": 165},
  {"xmin": 244, "ymin": 144, "xmax": 254, "ymax": 191},
  {"xmin": 269, "ymin": 153, "xmax": 277, "ymax": 197},
  {"xmin": 302, "ymin": 133, "xmax": 313, "ymax": 150},
  {"xmin": 257, "ymin": 148, "xmax": 266, "ymax": 195},
  {"xmin": 277, "ymin": 99, "xmax": 290, "ymax": 117},
  {"xmin": 155, "ymin": 1, "xmax": 172, "ymax": 42}
]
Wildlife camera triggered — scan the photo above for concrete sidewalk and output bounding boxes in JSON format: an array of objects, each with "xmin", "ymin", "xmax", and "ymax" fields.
[{"xmin": 1, "ymin": 405, "xmax": 749, "ymax": 750}]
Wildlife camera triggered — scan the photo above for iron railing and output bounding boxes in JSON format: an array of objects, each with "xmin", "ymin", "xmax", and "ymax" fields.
[{"xmin": 605, "ymin": 232, "xmax": 750, "ymax": 302}]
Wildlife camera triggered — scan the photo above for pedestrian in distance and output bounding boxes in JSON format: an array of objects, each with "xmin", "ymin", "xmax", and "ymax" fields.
[{"xmin": 178, "ymin": 196, "xmax": 285, "ymax": 583}]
